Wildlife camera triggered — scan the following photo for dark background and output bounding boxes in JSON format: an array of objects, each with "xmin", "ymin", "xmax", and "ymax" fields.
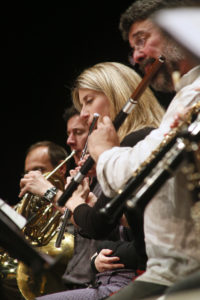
[
  {"xmin": 1, "ymin": 1, "xmax": 134, "ymax": 205},
  {"xmin": 1, "ymin": 1, "xmax": 172, "ymax": 205}
]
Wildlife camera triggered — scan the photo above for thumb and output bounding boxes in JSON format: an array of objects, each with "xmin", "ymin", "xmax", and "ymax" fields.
[
  {"xmin": 101, "ymin": 249, "xmax": 113, "ymax": 256},
  {"xmin": 102, "ymin": 115, "xmax": 112, "ymax": 125}
]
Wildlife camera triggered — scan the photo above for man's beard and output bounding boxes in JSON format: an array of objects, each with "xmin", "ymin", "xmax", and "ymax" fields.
[
  {"xmin": 151, "ymin": 64, "xmax": 174, "ymax": 92},
  {"xmin": 139, "ymin": 42, "xmax": 184, "ymax": 93}
]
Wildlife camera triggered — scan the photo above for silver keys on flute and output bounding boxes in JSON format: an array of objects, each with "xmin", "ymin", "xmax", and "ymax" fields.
[{"xmin": 80, "ymin": 113, "xmax": 99, "ymax": 160}]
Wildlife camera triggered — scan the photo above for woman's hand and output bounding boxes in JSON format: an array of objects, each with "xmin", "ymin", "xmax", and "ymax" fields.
[
  {"xmin": 86, "ymin": 192, "xmax": 97, "ymax": 207},
  {"xmin": 77, "ymin": 154, "xmax": 97, "ymax": 178},
  {"xmin": 88, "ymin": 116, "xmax": 120, "ymax": 163},
  {"xmin": 64, "ymin": 176, "xmax": 91, "ymax": 212},
  {"xmin": 94, "ymin": 249, "xmax": 124, "ymax": 273}
]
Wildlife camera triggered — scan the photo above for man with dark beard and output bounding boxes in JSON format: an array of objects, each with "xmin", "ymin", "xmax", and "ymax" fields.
[{"xmin": 87, "ymin": 0, "xmax": 200, "ymax": 299}]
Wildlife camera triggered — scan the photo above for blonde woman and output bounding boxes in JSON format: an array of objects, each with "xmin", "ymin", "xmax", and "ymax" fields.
[
  {"xmin": 35, "ymin": 62, "xmax": 164, "ymax": 300},
  {"xmin": 72, "ymin": 61, "xmax": 164, "ymax": 144},
  {"xmin": 64, "ymin": 61, "xmax": 164, "ymax": 236}
]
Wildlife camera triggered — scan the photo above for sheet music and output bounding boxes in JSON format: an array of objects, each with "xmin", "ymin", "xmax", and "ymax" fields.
[{"xmin": 0, "ymin": 198, "xmax": 27, "ymax": 229}]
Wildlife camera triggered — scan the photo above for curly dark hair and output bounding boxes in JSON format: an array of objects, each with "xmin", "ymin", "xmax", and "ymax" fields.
[{"xmin": 119, "ymin": 0, "xmax": 198, "ymax": 41}]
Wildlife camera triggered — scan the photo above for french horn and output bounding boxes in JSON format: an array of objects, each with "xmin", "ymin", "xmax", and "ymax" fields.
[{"xmin": 4, "ymin": 151, "xmax": 75, "ymax": 300}]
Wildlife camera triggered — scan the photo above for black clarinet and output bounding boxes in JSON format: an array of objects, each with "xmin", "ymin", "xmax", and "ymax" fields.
[
  {"xmin": 99, "ymin": 105, "xmax": 200, "ymax": 221},
  {"xmin": 57, "ymin": 57, "xmax": 165, "ymax": 207},
  {"xmin": 127, "ymin": 123, "xmax": 200, "ymax": 213},
  {"xmin": 127, "ymin": 137, "xmax": 186, "ymax": 212},
  {"xmin": 55, "ymin": 208, "xmax": 71, "ymax": 248},
  {"xmin": 99, "ymin": 133, "xmax": 178, "ymax": 220}
]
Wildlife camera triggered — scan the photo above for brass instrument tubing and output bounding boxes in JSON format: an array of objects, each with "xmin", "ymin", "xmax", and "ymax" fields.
[{"xmin": 45, "ymin": 150, "xmax": 76, "ymax": 180}]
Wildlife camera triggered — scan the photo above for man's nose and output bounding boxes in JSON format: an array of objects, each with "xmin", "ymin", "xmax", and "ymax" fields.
[
  {"xmin": 67, "ymin": 134, "xmax": 75, "ymax": 146},
  {"xmin": 133, "ymin": 49, "xmax": 146, "ymax": 64}
]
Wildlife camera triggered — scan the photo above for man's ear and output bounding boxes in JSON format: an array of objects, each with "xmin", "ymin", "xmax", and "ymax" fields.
[{"xmin": 58, "ymin": 160, "xmax": 67, "ymax": 178}]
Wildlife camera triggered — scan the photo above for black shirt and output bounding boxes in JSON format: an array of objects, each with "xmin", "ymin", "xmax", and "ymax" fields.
[{"xmin": 74, "ymin": 127, "xmax": 154, "ymax": 270}]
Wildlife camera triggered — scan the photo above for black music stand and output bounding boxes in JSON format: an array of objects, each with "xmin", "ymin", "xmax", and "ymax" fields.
[
  {"xmin": 0, "ymin": 198, "xmax": 67, "ymax": 298},
  {"xmin": 0, "ymin": 200, "xmax": 54, "ymax": 275}
]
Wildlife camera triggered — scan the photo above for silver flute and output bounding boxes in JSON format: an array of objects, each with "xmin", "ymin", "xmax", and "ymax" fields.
[{"xmin": 80, "ymin": 113, "xmax": 99, "ymax": 160}]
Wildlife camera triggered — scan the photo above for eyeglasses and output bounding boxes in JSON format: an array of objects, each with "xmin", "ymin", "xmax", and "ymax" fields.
[
  {"xmin": 128, "ymin": 49, "xmax": 135, "ymax": 65},
  {"xmin": 128, "ymin": 33, "xmax": 149, "ymax": 65}
]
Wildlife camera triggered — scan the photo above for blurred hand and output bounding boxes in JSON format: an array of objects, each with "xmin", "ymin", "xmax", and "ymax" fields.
[
  {"xmin": 170, "ymin": 106, "xmax": 193, "ymax": 129},
  {"xmin": 19, "ymin": 170, "xmax": 53, "ymax": 198},
  {"xmin": 65, "ymin": 176, "xmax": 90, "ymax": 212},
  {"xmin": 77, "ymin": 154, "xmax": 97, "ymax": 178},
  {"xmin": 88, "ymin": 116, "xmax": 120, "ymax": 162},
  {"xmin": 86, "ymin": 192, "xmax": 97, "ymax": 207},
  {"xmin": 94, "ymin": 249, "xmax": 124, "ymax": 273}
]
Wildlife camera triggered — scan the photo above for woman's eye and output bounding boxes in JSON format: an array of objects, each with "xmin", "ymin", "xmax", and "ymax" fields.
[
  {"xmin": 76, "ymin": 130, "xmax": 84, "ymax": 135},
  {"xmin": 86, "ymin": 98, "xmax": 93, "ymax": 104}
]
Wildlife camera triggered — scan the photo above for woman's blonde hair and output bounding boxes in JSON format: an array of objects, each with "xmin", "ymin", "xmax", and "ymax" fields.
[{"xmin": 72, "ymin": 62, "xmax": 164, "ymax": 141}]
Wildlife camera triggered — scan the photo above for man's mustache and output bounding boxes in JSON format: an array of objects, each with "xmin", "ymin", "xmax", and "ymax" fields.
[{"xmin": 139, "ymin": 58, "xmax": 156, "ymax": 73}]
